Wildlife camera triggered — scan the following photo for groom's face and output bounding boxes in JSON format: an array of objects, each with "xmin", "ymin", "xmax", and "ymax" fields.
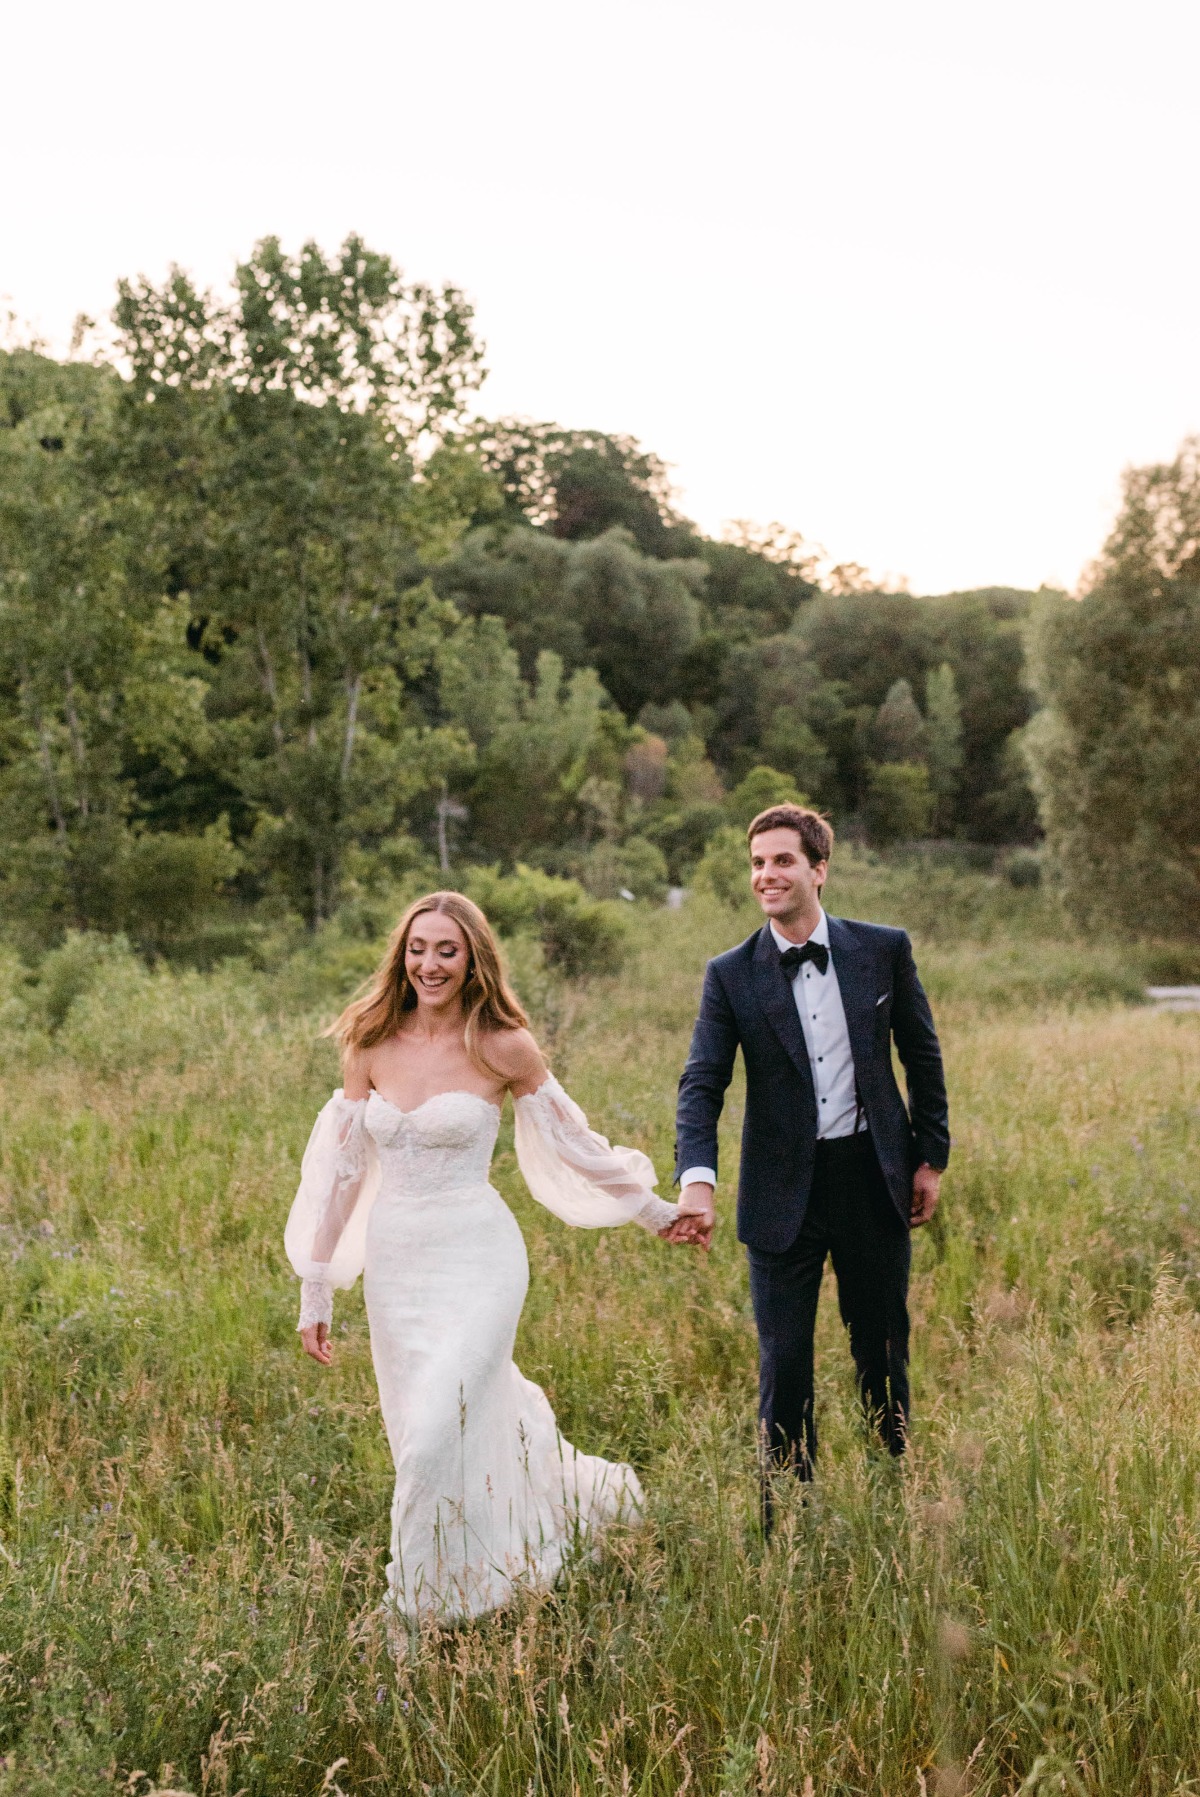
[{"xmin": 749, "ymin": 828, "xmax": 826, "ymax": 924}]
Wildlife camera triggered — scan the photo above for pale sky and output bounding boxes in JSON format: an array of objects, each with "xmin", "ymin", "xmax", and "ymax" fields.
[{"xmin": 5, "ymin": 0, "xmax": 1198, "ymax": 594}]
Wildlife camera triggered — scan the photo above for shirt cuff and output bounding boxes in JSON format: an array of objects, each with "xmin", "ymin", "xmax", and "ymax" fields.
[{"xmin": 679, "ymin": 1166, "xmax": 717, "ymax": 1191}]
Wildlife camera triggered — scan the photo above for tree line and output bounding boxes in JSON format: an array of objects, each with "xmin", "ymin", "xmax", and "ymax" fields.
[{"xmin": 1, "ymin": 234, "xmax": 1195, "ymax": 956}]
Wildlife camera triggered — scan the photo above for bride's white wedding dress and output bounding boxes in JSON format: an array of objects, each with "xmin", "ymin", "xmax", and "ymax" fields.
[{"xmin": 285, "ymin": 1078, "xmax": 677, "ymax": 1624}]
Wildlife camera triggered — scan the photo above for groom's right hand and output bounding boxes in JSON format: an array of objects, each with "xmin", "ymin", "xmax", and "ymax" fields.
[{"xmin": 668, "ymin": 1182, "xmax": 716, "ymax": 1251}]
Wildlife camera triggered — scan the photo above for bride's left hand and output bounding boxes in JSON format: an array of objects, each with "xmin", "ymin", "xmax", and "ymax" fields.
[{"xmin": 300, "ymin": 1322, "xmax": 333, "ymax": 1365}]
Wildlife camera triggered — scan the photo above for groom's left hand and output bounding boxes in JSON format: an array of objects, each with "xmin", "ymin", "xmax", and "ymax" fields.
[{"xmin": 909, "ymin": 1163, "xmax": 941, "ymax": 1228}]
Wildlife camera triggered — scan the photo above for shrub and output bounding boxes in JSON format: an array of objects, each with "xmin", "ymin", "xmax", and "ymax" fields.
[
  {"xmin": 0, "ymin": 947, "xmax": 31, "ymax": 1041},
  {"xmin": 55, "ymin": 957, "xmax": 264, "ymax": 1078},
  {"xmin": 464, "ymin": 865, "xmax": 627, "ymax": 978},
  {"xmin": 1134, "ymin": 942, "xmax": 1200, "ymax": 984},
  {"xmin": 30, "ymin": 932, "xmax": 140, "ymax": 1032},
  {"xmin": 641, "ymin": 801, "xmax": 725, "ymax": 882},
  {"xmin": 115, "ymin": 821, "xmax": 243, "ymax": 956},
  {"xmin": 1002, "ymin": 847, "xmax": 1043, "ymax": 888},
  {"xmin": 692, "ymin": 827, "xmax": 753, "ymax": 908},
  {"xmin": 578, "ymin": 837, "xmax": 669, "ymax": 903},
  {"xmin": 723, "ymin": 766, "xmax": 808, "ymax": 829},
  {"xmin": 538, "ymin": 892, "xmax": 627, "ymax": 978},
  {"xmin": 863, "ymin": 762, "xmax": 934, "ymax": 846}
]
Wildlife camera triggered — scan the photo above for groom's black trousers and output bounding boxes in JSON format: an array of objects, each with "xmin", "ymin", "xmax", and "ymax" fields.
[{"xmin": 747, "ymin": 1132, "xmax": 910, "ymax": 1516}]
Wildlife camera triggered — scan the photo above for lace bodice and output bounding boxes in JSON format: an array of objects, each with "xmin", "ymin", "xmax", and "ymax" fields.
[
  {"xmin": 366, "ymin": 1089, "xmax": 501, "ymax": 1195},
  {"xmin": 288, "ymin": 1076, "xmax": 678, "ymax": 1329}
]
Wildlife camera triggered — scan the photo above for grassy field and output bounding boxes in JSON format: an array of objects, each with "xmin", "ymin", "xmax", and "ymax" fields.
[{"xmin": 2, "ymin": 855, "xmax": 1200, "ymax": 1795}]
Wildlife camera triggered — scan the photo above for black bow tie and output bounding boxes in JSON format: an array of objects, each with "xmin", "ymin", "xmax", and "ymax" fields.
[{"xmin": 779, "ymin": 940, "xmax": 829, "ymax": 978}]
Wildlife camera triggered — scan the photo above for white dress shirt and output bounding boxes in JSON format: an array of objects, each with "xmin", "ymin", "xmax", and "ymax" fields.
[{"xmin": 680, "ymin": 907, "xmax": 864, "ymax": 1193}]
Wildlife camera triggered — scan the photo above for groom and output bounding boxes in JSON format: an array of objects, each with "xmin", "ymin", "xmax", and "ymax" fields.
[{"xmin": 669, "ymin": 804, "xmax": 949, "ymax": 1516}]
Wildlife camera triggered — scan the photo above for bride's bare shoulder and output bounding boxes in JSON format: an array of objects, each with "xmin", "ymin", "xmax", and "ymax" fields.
[{"xmin": 481, "ymin": 1026, "xmax": 546, "ymax": 1094}]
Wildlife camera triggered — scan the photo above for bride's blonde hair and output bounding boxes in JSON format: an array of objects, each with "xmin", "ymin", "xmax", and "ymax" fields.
[{"xmin": 327, "ymin": 891, "xmax": 529, "ymax": 1074}]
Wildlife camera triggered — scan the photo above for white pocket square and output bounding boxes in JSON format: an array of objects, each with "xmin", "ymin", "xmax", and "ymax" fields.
[{"xmin": 876, "ymin": 993, "xmax": 889, "ymax": 1006}]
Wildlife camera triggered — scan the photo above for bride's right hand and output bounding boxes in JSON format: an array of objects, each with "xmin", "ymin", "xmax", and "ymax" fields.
[{"xmin": 300, "ymin": 1322, "xmax": 333, "ymax": 1366}]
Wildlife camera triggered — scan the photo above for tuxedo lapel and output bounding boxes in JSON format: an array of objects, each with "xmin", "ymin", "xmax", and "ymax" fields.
[
  {"xmin": 828, "ymin": 915, "xmax": 873, "ymax": 1080},
  {"xmin": 751, "ymin": 925, "xmax": 817, "ymax": 1108}
]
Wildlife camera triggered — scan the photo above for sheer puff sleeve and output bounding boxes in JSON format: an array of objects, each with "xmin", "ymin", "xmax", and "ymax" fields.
[
  {"xmin": 513, "ymin": 1075, "xmax": 678, "ymax": 1234},
  {"xmin": 285, "ymin": 1091, "xmax": 381, "ymax": 1330}
]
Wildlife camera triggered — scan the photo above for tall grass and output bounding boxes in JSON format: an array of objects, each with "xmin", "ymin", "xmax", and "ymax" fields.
[{"xmin": 1, "ymin": 868, "xmax": 1198, "ymax": 1793}]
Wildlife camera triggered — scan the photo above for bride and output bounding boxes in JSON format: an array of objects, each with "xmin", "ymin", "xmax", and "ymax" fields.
[{"xmin": 285, "ymin": 890, "xmax": 681, "ymax": 1631}]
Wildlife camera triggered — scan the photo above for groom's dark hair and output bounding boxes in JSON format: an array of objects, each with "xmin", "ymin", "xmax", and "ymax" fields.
[{"xmin": 748, "ymin": 804, "xmax": 834, "ymax": 868}]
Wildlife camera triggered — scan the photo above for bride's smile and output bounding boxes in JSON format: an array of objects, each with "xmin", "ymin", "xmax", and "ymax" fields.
[{"xmin": 405, "ymin": 920, "xmax": 470, "ymax": 1009}]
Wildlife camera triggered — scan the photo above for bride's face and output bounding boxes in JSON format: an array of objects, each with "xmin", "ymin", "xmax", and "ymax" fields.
[{"xmin": 405, "ymin": 912, "xmax": 471, "ymax": 1013}]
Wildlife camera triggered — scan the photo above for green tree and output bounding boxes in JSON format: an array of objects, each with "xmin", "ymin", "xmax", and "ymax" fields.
[
  {"xmin": 712, "ymin": 636, "xmax": 840, "ymax": 795},
  {"xmin": 473, "ymin": 420, "xmax": 692, "ymax": 556},
  {"xmin": 792, "ymin": 589, "xmax": 1038, "ymax": 835},
  {"xmin": 577, "ymin": 835, "xmax": 669, "ymax": 902},
  {"xmin": 107, "ymin": 236, "xmax": 487, "ymax": 924},
  {"xmin": 1026, "ymin": 440, "xmax": 1200, "ymax": 934},
  {"xmin": 872, "ymin": 678, "xmax": 928, "ymax": 766},
  {"xmin": 925, "ymin": 662, "xmax": 964, "ymax": 832},
  {"xmin": 437, "ymin": 524, "xmax": 703, "ymax": 717},
  {"xmin": 561, "ymin": 530, "xmax": 703, "ymax": 716},
  {"xmin": 697, "ymin": 525, "xmax": 820, "ymax": 640},
  {"xmin": 442, "ymin": 642, "xmax": 611, "ymax": 861},
  {"xmin": 463, "ymin": 863, "xmax": 627, "ymax": 976},
  {"xmin": 724, "ymin": 765, "xmax": 808, "ymax": 828},
  {"xmin": 863, "ymin": 763, "xmax": 934, "ymax": 846}
]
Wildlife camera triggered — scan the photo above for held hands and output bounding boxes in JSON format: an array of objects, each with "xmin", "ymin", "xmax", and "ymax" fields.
[
  {"xmin": 664, "ymin": 1181, "xmax": 716, "ymax": 1252},
  {"xmin": 910, "ymin": 1163, "xmax": 942, "ymax": 1228},
  {"xmin": 665, "ymin": 1168, "xmax": 942, "ymax": 1244},
  {"xmin": 300, "ymin": 1322, "xmax": 333, "ymax": 1365}
]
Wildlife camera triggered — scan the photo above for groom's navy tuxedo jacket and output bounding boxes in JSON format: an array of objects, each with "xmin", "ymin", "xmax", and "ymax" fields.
[{"xmin": 674, "ymin": 917, "xmax": 950, "ymax": 1251}]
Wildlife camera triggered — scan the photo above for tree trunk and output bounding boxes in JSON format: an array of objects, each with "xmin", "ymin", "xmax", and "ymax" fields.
[
  {"xmin": 340, "ymin": 673, "xmax": 361, "ymax": 783},
  {"xmin": 437, "ymin": 779, "xmax": 451, "ymax": 875},
  {"xmin": 435, "ymin": 784, "xmax": 467, "ymax": 875},
  {"xmin": 21, "ymin": 671, "xmax": 67, "ymax": 844},
  {"xmin": 63, "ymin": 666, "xmax": 89, "ymax": 818},
  {"xmin": 256, "ymin": 627, "xmax": 285, "ymax": 748},
  {"xmin": 301, "ymin": 645, "xmax": 317, "ymax": 749},
  {"xmin": 36, "ymin": 718, "xmax": 68, "ymax": 843}
]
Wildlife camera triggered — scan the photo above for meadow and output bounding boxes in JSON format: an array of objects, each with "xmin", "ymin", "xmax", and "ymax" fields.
[{"xmin": 2, "ymin": 854, "xmax": 1200, "ymax": 1795}]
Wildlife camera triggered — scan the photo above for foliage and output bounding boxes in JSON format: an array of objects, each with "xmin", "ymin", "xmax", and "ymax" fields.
[
  {"xmin": 440, "ymin": 640, "xmax": 617, "ymax": 862},
  {"xmin": 436, "ymin": 524, "xmax": 705, "ymax": 718},
  {"xmin": 872, "ymin": 677, "xmax": 928, "ymax": 765},
  {"xmin": 925, "ymin": 661, "xmax": 964, "ymax": 831},
  {"xmin": 789, "ymin": 589, "xmax": 1043, "ymax": 835},
  {"xmin": 722, "ymin": 765, "xmax": 808, "ymax": 829},
  {"xmin": 640, "ymin": 800, "xmax": 726, "ymax": 884},
  {"xmin": 863, "ymin": 762, "xmax": 935, "ymax": 846},
  {"xmin": 692, "ymin": 825, "xmax": 753, "ymax": 907},
  {"xmin": 0, "ymin": 235, "xmax": 491, "ymax": 944},
  {"xmin": 1001, "ymin": 846, "xmax": 1042, "ymax": 888},
  {"xmin": 472, "ymin": 419, "xmax": 693, "ymax": 555},
  {"xmin": 25, "ymin": 930, "xmax": 140, "ymax": 1031},
  {"xmin": 4, "ymin": 236, "xmax": 1186, "ymax": 975},
  {"xmin": 574, "ymin": 836, "xmax": 669, "ymax": 903},
  {"xmin": 107, "ymin": 240, "xmax": 486, "ymax": 928},
  {"xmin": 462, "ymin": 864, "xmax": 627, "ymax": 978},
  {"xmin": 711, "ymin": 635, "xmax": 837, "ymax": 794},
  {"xmin": 1026, "ymin": 439, "xmax": 1200, "ymax": 936}
]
